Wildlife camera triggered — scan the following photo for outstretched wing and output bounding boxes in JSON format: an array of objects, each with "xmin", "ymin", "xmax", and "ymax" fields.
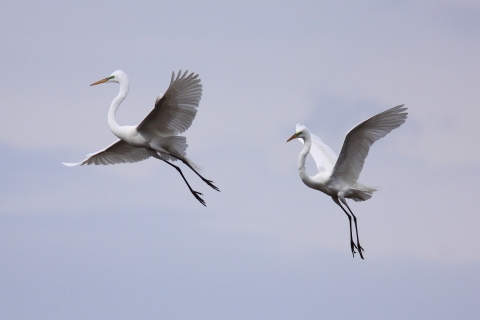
[
  {"xmin": 331, "ymin": 105, "xmax": 408, "ymax": 185},
  {"xmin": 298, "ymin": 132, "xmax": 337, "ymax": 173},
  {"xmin": 63, "ymin": 140, "xmax": 151, "ymax": 166},
  {"xmin": 137, "ymin": 70, "xmax": 202, "ymax": 137}
]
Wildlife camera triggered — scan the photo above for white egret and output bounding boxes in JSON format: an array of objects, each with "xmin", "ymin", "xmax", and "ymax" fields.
[
  {"xmin": 287, "ymin": 105, "xmax": 408, "ymax": 259},
  {"xmin": 64, "ymin": 70, "xmax": 220, "ymax": 206}
]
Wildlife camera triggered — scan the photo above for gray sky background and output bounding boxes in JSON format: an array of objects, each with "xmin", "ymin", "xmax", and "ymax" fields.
[{"xmin": 1, "ymin": 0, "xmax": 479, "ymax": 319}]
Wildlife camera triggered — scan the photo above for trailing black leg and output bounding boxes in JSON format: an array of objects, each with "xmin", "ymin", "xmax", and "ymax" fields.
[
  {"xmin": 343, "ymin": 200, "xmax": 365, "ymax": 259},
  {"xmin": 332, "ymin": 196, "xmax": 358, "ymax": 257},
  {"xmin": 160, "ymin": 159, "xmax": 206, "ymax": 206},
  {"xmin": 169, "ymin": 155, "xmax": 220, "ymax": 192}
]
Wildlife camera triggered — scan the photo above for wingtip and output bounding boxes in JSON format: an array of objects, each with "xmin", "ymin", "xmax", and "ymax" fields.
[{"xmin": 62, "ymin": 162, "xmax": 79, "ymax": 167}]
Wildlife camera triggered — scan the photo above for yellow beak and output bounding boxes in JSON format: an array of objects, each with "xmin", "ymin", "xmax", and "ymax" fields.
[
  {"xmin": 90, "ymin": 78, "xmax": 109, "ymax": 86},
  {"xmin": 286, "ymin": 133, "xmax": 298, "ymax": 142}
]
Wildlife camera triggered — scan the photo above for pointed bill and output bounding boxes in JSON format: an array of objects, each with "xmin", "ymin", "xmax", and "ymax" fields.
[
  {"xmin": 286, "ymin": 133, "xmax": 298, "ymax": 142},
  {"xmin": 90, "ymin": 78, "xmax": 109, "ymax": 86}
]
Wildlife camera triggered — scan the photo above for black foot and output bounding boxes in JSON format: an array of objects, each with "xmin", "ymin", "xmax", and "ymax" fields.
[
  {"xmin": 358, "ymin": 245, "xmax": 365, "ymax": 260},
  {"xmin": 203, "ymin": 179, "xmax": 220, "ymax": 192},
  {"xmin": 350, "ymin": 241, "xmax": 358, "ymax": 257},
  {"xmin": 192, "ymin": 190, "xmax": 206, "ymax": 206}
]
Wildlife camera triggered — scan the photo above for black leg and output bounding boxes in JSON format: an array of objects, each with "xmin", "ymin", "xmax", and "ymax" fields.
[
  {"xmin": 332, "ymin": 197, "xmax": 357, "ymax": 258},
  {"xmin": 169, "ymin": 155, "xmax": 220, "ymax": 192},
  {"xmin": 343, "ymin": 201, "xmax": 365, "ymax": 259},
  {"xmin": 160, "ymin": 159, "xmax": 206, "ymax": 206}
]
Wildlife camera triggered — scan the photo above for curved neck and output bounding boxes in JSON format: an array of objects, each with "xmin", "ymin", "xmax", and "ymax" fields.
[
  {"xmin": 108, "ymin": 78, "xmax": 129, "ymax": 138},
  {"xmin": 298, "ymin": 132, "xmax": 313, "ymax": 184}
]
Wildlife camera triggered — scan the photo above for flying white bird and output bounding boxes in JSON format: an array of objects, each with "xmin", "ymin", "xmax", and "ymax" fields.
[
  {"xmin": 287, "ymin": 105, "xmax": 408, "ymax": 259},
  {"xmin": 64, "ymin": 70, "xmax": 220, "ymax": 206}
]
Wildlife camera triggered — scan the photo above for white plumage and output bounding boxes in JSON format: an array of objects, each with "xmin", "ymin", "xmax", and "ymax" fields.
[
  {"xmin": 297, "ymin": 124, "xmax": 337, "ymax": 174},
  {"xmin": 287, "ymin": 105, "xmax": 408, "ymax": 259},
  {"xmin": 63, "ymin": 140, "xmax": 151, "ymax": 166},
  {"xmin": 64, "ymin": 70, "xmax": 219, "ymax": 206}
]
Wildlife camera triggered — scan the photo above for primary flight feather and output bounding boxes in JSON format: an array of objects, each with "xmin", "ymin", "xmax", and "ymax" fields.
[
  {"xmin": 287, "ymin": 105, "xmax": 408, "ymax": 259},
  {"xmin": 64, "ymin": 70, "xmax": 220, "ymax": 206}
]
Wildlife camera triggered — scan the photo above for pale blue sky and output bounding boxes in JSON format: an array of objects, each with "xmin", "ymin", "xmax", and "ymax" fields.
[{"xmin": 1, "ymin": 0, "xmax": 479, "ymax": 319}]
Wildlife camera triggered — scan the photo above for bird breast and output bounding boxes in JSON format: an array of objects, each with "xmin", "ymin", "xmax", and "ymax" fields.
[{"xmin": 117, "ymin": 126, "xmax": 149, "ymax": 148}]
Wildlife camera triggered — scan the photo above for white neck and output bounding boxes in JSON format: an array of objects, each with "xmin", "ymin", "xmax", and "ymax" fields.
[
  {"xmin": 108, "ymin": 78, "xmax": 129, "ymax": 139},
  {"xmin": 298, "ymin": 131, "xmax": 314, "ymax": 185}
]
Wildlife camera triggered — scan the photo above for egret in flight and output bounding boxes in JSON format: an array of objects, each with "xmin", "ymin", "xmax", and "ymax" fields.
[
  {"xmin": 287, "ymin": 105, "xmax": 408, "ymax": 259},
  {"xmin": 64, "ymin": 70, "xmax": 220, "ymax": 206}
]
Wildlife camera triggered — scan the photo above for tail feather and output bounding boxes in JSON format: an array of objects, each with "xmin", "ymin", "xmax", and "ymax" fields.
[
  {"xmin": 184, "ymin": 156, "xmax": 203, "ymax": 172},
  {"xmin": 350, "ymin": 184, "xmax": 377, "ymax": 202},
  {"xmin": 153, "ymin": 135, "xmax": 203, "ymax": 172}
]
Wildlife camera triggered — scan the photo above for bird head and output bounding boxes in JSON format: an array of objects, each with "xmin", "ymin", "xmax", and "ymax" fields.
[
  {"xmin": 90, "ymin": 70, "xmax": 128, "ymax": 86},
  {"xmin": 286, "ymin": 123, "xmax": 308, "ymax": 142}
]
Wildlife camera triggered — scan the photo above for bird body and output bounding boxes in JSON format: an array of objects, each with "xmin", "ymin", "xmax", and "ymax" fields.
[
  {"xmin": 64, "ymin": 70, "xmax": 219, "ymax": 206},
  {"xmin": 287, "ymin": 105, "xmax": 408, "ymax": 258},
  {"xmin": 295, "ymin": 128, "xmax": 376, "ymax": 200}
]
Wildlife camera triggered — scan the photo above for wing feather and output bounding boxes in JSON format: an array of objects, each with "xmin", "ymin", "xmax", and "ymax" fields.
[
  {"xmin": 137, "ymin": 70, "xmax": 202, "ymax": 137},
  {"xmin": 330, "ymin": 105, "xmax": 408, "ymax": 184},
  {"xmin": 63, "ymin": 140, "xmax": 151, "ymax": 166},
  {"xmin": 298, "ymin": 130, "xmax": 337, "ymax": 173}
]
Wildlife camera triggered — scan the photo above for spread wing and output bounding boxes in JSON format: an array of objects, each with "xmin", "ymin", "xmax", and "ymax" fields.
[
  {"xmin": 330, "ymin": 104, "xmax": 408, "ymax": 185},
  {"xmin": 298, "ymin": 132, "xmax": 337, "ymax": 173},
  {"xmin": 137, "ymin": 70, "xmax": 202, "ymax": 137},
  {"xmin": 63, "ymin": 140, "xmax": 151, "ymax": 166}
]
